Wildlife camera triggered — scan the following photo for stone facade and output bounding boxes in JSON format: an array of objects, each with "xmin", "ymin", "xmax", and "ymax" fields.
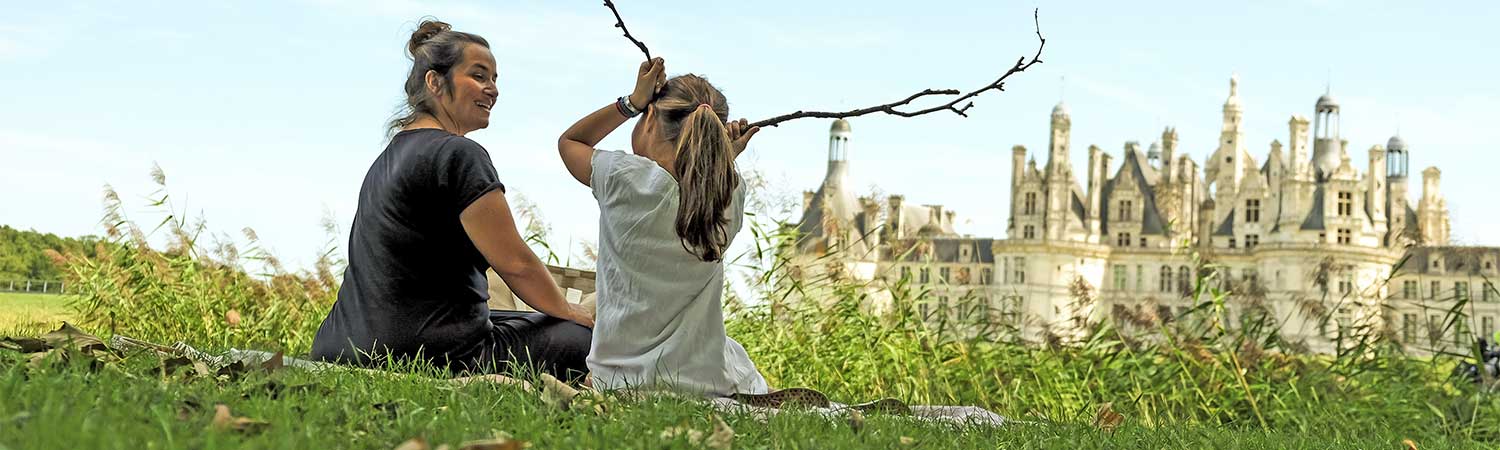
[{"xmin": 789, "ymin": 77, "xmax": 1495, "ymax": 353}]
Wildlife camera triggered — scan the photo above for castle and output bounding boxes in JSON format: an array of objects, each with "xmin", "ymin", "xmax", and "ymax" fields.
[{"xmin": 791, "ymin": 76, "xmax": 1497, "ymax": 353}]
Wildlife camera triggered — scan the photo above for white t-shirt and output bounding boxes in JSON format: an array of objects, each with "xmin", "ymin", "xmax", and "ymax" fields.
[{"xmin": 585, "ymin": 149, "xmax": 770, "ymax": 397}]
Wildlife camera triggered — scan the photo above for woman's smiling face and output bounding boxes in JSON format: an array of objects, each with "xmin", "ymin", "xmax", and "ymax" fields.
[{"xmin": 431, "ymin": 44, "xmax": 498, "ymax": 134}]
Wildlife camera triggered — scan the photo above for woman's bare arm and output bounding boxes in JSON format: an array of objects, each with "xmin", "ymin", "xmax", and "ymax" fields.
[{"xmin": 460, "ymin": 189, "xmax": 593, "ymax": 328}]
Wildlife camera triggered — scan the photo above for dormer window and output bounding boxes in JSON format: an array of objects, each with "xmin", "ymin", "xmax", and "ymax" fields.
[
  {"xmin": 1023, "ymin": 193, "xmax": 1038, "ymax": 215},
  {"xmin": 1118, "ymin": 200, "xmax": 1134, "ymax": 221},
  {"xmin": 1337, "ymin": 192, "xmax": 1353, "ymax": 217}
]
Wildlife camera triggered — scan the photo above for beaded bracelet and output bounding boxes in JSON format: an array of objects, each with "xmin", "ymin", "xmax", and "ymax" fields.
[{"xmin": 616, "ymin": 96, "xmax": 641, "ymax": 118}]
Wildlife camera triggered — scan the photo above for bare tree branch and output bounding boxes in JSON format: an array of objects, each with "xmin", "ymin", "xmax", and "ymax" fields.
[
  {"xmin": 599, "ymin": 4, "xmax": 1046, "ymax": 128},
  {"xmin": 603, "ymin": 1, "xmax": 651, "ymax": 60},
  {"xmin": 750, "ymin": 9, "xmax": 1045, "ymax": 128}
]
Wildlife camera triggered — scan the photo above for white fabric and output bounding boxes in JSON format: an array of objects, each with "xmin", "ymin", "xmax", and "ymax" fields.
[
  {"xmin": 586, "ymin": 149, "xmax": 770, "ymax": 397},
  {"xmin": 707, "ymin": 398, "xmax": 1009, "ymax": 427}
]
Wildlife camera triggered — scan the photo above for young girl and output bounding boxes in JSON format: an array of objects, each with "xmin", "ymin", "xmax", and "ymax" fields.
[{"xmin": 557, "ymin": 58, "xmax": 768, "ymax": 396}]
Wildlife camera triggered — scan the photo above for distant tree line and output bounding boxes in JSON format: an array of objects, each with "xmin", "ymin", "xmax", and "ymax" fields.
[{"xmin": 0, "ymin": 225, "xmax": 103, "ymax": 281}]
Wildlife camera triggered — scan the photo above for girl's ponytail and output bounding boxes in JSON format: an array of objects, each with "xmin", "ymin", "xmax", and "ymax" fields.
[{"xmin": 671, "ymin": 104, "xmax": 737, "ymax": 262}]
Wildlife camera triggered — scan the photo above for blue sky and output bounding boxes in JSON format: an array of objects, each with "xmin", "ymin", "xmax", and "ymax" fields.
[{"xmin": 2, "ymin": 0, "xmax": 1497, "ymax": 271}]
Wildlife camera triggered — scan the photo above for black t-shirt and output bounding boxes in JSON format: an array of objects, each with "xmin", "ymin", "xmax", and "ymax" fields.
[{"xmin": 311, "ymin": 128, "xmax": 506, "ymax": 367}]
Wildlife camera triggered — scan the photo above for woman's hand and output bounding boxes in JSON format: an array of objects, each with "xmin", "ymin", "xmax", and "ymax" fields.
[
  {"xmin": 565, "ymin": 303, "xmax": 595, "ymax": 329},
  {"xmin": 727, "ymin": 118, "xmax": 760, "ymax": 158},
  {"xmin": 628, "ymin": 57, "xmax": 665, "ymax": 111}
]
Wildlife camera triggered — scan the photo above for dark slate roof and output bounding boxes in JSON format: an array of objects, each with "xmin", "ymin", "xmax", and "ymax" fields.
[
  {"xmin": 1397, "ymin": 246, "xmax": 1500, "ymax": 275},
  {"xmin": 1214, "ymin": 209, "xmax": 1236, "ymax": 236},
  {"xmin": 794, "ymin": 180, "xmax": 861, "ymax": 253},
  {"xmin": 1300, "ymin": 186, "xmax": 1326, "ymax": 231},
  {"xmin": 889, "ymin": 237, "xmax": 997, "ymax": 263},
  {"xmin": 1101, "ymin": 147, "xmax": 1168, "ymax": 235},
  {"xmin": 795, "ymin": 190, "xmax": 829, "ymax": 252}
]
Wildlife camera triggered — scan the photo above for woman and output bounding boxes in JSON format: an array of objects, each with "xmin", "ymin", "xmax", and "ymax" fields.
[
  {"xmin": 556, "ymin": 58, "xmax": 769, "ymax": 396},
  {"xmin": 311, "ymin": 20, "xmax": 594, "ymax": 381}
]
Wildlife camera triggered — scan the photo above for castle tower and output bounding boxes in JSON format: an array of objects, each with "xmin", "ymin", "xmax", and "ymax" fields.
[
  {"xmin": 1386, "ymin": 135, "xmax": 1411, "ymax": 245},
  {"xmin": 826, "ymin": 118, "xmax": 852, "ymax": 189},
  {"xmin": 796, "ymin": 119, "xmax": 860, "ymax": 254},
  {"xmin": 1209, "ymin": 75, "xmax": 1247, "ymax": 208},
  {"xmin": 1044, "ymin": 102, "xmax": 1074, "ymax": 240},
  {"xmin": 1312, "ymin": 92, "xmax": 1343, "ymax": 181}
]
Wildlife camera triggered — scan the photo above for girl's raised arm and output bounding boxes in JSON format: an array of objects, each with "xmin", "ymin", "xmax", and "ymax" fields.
[{"xmin": 557, "ymin": 58, "xmax": 665, "ymax": 186}]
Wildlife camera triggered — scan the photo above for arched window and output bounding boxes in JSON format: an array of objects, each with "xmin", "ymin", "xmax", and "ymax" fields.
[
  {"xmin": 1160, "ymin": 265, "xmax": 1174, "ymax": 292},
  {"xmin": 1178, "ymin": 266, "xmax": 1192, "ymax": 295}
]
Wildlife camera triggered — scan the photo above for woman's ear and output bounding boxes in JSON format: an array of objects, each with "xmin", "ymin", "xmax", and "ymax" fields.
[{"xmin": 424, "ymin": 70, "xmax": 443, "ymax": 97}]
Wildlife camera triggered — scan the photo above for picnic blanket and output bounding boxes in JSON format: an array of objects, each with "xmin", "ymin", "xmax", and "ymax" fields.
[{"xmin": 108, "ymin": 335, "xmax": 1008, "ymax": 427}]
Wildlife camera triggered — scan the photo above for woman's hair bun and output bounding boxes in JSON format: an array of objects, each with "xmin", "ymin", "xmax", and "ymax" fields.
[{"xmin": 408, "ymin": 19, "xmax": 452, "ymax": 55}]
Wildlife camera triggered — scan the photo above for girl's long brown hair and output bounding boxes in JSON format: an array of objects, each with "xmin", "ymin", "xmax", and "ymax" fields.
[{"xmin": 652, "ymin": 75, "xmax": 737, "ymax": 262}]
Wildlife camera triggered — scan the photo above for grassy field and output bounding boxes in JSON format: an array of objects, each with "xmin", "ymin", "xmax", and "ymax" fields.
[
  {"xmin": 0, "ymin": 292, "xmax": 75, "ymax": 334},
  {"xmin": 5, "ymin": 176, "xmax": 1498, "ymax": 448},
  {"xmin": 0, "ymin": 349, "xmax": 1480, "ymax": 450}
]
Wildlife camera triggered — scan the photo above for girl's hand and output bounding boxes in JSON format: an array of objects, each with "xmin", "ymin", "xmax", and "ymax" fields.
[
  {"xmin": 629, "ymin": 57, "xmax": 665, "ymax": 111},
  {"xmin": 727, "ymin": 118, "xmax": 760, "ymax": 158}
]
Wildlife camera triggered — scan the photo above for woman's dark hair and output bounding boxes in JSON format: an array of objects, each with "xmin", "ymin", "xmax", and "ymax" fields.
[
  {"xmin": 388, "ymin": 19, "xmax": 490, "ymax": 134},
  {"xmin": 652, "ymin": 75, "xmax": 736, "ymax": 262}
]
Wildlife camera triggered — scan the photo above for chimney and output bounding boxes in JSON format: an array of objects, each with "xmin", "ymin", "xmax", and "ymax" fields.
[
  {"xmin": 860, "ymin": 196, "xmax": 882, "ymax": 249},
  {"xmin": 888, "ymin": 195, "xmax": 906, "ymax": 240},
  {"xmin": 1086, "ymin": 145, "xmax": 1104, "ymax": 236}
]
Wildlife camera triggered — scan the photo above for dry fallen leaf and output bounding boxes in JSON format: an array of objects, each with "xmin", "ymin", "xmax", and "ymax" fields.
[
  {"xmin": 226, "ymin": 309, "xmax": 242, "ymax": 328},
  {"xmin": 899, "ymin": 436, "xmax": 917, "ymax": 446},
  {"xmin": 41, "ymin": 323, "xmax": 106, "ymax": 352},
  {"xmin": 393, "ymin": 437, "xmax": 429, "ymax": 450},
  {"xmin": 211, "ymin": 404, "xmax": 270, "ymax": 434},
  {"xmin": 705, "ymin": 414, "xmax": 734, "ymax": 450},
  {"xmin": 260, "ymin": 352, "xmax": 285, "ymax": 372},
  {"xmin": 1403, "ymin": 439, "xmax": 1418, "ymax": 450},
  {"xmin": 1093, "ymin": 403, "xmax": 1124, "ymax": 432}
]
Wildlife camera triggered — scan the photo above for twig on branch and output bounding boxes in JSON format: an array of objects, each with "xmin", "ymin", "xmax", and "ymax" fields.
[
  {"xmin": 749, "ymin": 9, "xmax": 1045, "ymax": 128},
  {"xmin": 603, "ymin": 1, "xmax": 651, "ymax": 60}
]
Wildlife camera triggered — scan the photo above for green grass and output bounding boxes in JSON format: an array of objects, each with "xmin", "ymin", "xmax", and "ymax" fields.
[
  {"xmin": 0, "ymin": 292, "xmax": 75, "ymax": 334},
  {"xmin": 0, "ymin": 349, "xmax": 1480, "ymax": 450}
]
